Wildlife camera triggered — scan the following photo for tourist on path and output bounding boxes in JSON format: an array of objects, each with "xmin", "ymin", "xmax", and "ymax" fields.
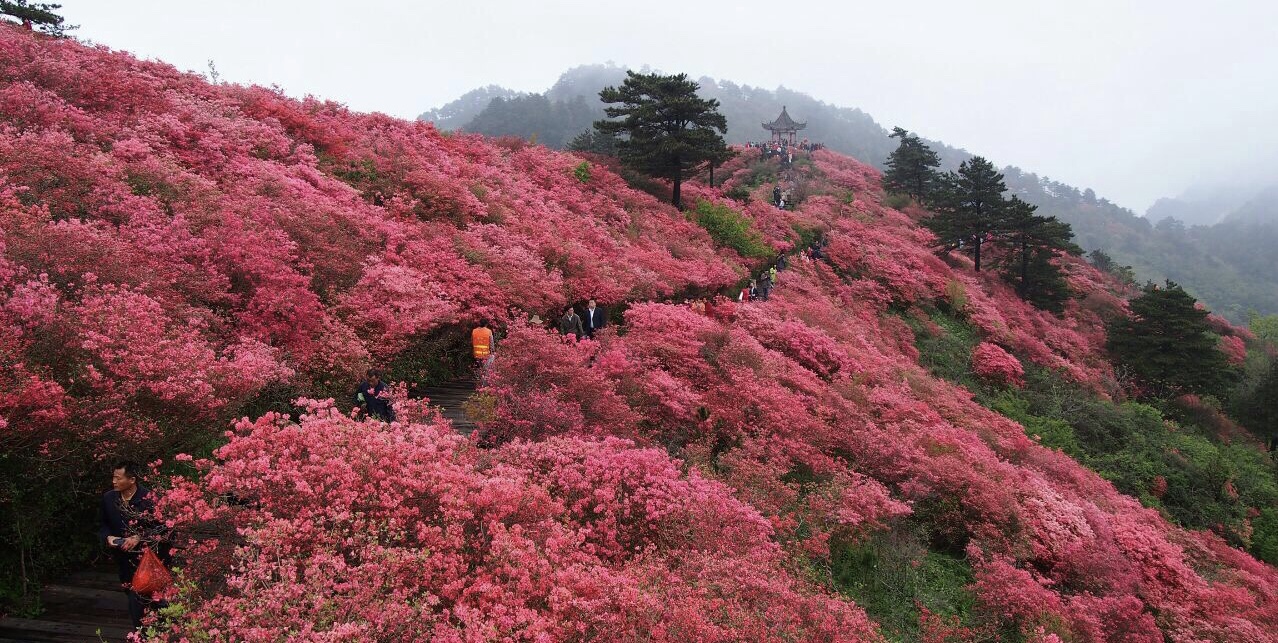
[
  {"xmin": 100, "ymin": 461, "xmax": 171, "ymax": 629},
  {"xmin": 472, "ymin": 320, "xmax": 495, "ymax": 378},
  {"xmin": 353, "ymin": 368, "xmax": 394, "ymax": 421},
  {"xmin": 558, "ymin": 306, "xmax": 585, "ymax": 339},
  {"xmin": 582, "ymin": 299, "xmax": 607, "ymax": 339}
]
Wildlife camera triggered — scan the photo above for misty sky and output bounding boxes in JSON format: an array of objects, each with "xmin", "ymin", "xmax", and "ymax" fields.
[{"xmin": 55, "ymin": 0, "xmax": 1278, "ymax": 212}]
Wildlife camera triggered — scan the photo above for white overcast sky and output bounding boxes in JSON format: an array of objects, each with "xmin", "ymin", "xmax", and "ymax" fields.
[{"xmin": 55, "ymin": 0, "xmax": 1278, "ymax": 212}]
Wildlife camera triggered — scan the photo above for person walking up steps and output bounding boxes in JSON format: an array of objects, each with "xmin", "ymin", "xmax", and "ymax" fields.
[
  {"xmin": 472, "ymin": 319, "xmax": 495, "ymax": 380},
  {"xmin": 100, "ymin": 461, "xmax": 171, "ymax": 630}
]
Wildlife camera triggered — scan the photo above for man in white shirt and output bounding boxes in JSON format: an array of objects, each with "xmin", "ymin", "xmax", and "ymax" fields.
[{"xmin": 583, "ymin": 299, "xmax": 607, "ymax": 339}]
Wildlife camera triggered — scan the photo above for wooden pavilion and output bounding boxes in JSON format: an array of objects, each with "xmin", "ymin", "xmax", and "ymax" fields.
[{"xmin": 762, "ymin": 106, "xmax": 806, "ymax": 144}]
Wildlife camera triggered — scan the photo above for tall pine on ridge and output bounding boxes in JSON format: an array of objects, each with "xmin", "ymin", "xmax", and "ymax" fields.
[
  {"xmin": 881, "ymin": 127, "xmax": 942, "ymax": 203},
  {"xmin": 593, "ymin": 72, "xmax": 729, "ymax": 209},
  {"xmin": 925, "ymin": 156, "xmax": 1009, "ymax": 272}
]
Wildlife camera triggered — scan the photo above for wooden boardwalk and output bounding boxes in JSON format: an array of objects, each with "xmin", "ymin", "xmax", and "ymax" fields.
[
  {"xmin": 0, "ymin": 564, "xmax": 132, "ymax": 642},
  {"xmin": 418, "ymin": 378, "xmax": 479, "ymax": 435}
]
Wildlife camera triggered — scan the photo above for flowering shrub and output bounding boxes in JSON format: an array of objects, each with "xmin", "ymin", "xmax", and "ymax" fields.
[
  {"xmin": 1, "ymin": 23, "xmax": 1276, "ymax": 640},
  {"xmin": 1219, "ymin": 334, "xmax": 1248, "ymax": 365},
  {"xmin": 155, "ymin": 399, "xmax": 882, "ymax": 641},
  {"xmin": 971, "ymin": 341, "xmax": 1025, "ymax": 387}
]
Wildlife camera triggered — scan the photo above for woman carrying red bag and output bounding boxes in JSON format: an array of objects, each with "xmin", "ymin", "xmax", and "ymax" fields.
[{"xmin": 99, "ymin": 461, "xmax": 172, "ymax": 629}]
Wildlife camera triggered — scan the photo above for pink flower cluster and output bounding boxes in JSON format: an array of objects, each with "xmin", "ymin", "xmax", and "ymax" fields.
[
  {"xmin": 156, "ymin": 399, "xmax": 881, "ymax": 641},
  {"xmin": 971, "ymin": 341, "xmax": 1026, "ymax": 387}
]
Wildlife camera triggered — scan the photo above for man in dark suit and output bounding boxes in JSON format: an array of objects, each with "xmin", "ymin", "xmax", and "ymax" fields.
[
  {"xmin": 582, "ymin": 299, "xmax": 607, "ymax": 339},
  {"xmin": 100, "ymin": 461, "xmax": 170, "ymax": 628}
]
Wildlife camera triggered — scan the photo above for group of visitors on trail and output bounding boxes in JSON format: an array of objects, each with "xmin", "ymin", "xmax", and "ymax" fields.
[
  {"xmin": 738, "ymin": 253, "xmax": 786, "ymax": 302},
  {"xmin": 772, "ymin": 184, "xmax": 794, "ymax": 209},
  {"xmin": 556, "ymin": 299, "xmax": 608, "ymax": 340},
  {"xmin": 747, "ymin": 139, "xmax": 822, "ymax": 169},
  {"xmin": 92, "ymin": 233, "xmax": 834, "ymax": 632}
]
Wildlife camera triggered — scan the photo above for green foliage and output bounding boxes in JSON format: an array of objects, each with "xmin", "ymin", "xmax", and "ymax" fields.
[
  {"xmin": 987, "ymin": 391, "xmax": 1081, "ymax": 457},
  {"xmin": 567, "ymin": 128, "xmax": 617, "ymax": 156},
  {"xmin": 1231, "ymin": 359, "xmax": 1278, "ymax": 449},
  {"xmin": 790, "ymin": 224, "xmax": 822, "ymax": 251},
  {"xmin": 1107, "ymin": 281, "xmax": 1237, "ymax": 398},
  {"xmin": 925, "ymin": 157, "xmax": 1011, "ymax": 272},
  {"xmin": 881, "ymin": 127, "xmax": 942, "ymax": 203},
  {"xmin": 724, "ymin": 184, "xmax": 751, "ymax": 202},
  {"xmin": 1250, "ymin": 313, "xmax": 1278, "ymax": 346},
  {"xmin": 594, "ymin": 71, "xmax": 729, "ymax": 208},
  {"xmin": 882, "ymin": 192, "xmax": 911, "ymax": 210},
  {"xmin": 904, "ymin": 308, "xmax": 980, "ymax": 389},
  {"xmin": 468, "ymin": 94, "xmax": 599, "ymax": 149},
  {"xmin": 997, "ymin": 197, "xmax": 1077, "ymax": 312},
  {"xmin": 572, "ymin": 161, "xmax": 592, "ymax": 183},
  {"xmin": 1088, "ymin": 249, "xmax": 1136, "ymax": 286},
  {"xmin": 691, "ymin": 200, "xmax": 771, "ymax": 259},
  {"xmin": 830, "ymin": 527, "xmax": 979, "ymax": 641},
  {"xmin": 0, "ymin": 0, "xmax": 73, "ymax": 35},
  {"xmin": 0, "ymin": 452, "xmax": 98, "ymax": 615},
  {"xmin": 913, "ymin": 309, "xmax": 1278, "ymax": 558},
  {"xmin": 1252, "ymin": 508, "xmax": 1278, "ymax": 565}
]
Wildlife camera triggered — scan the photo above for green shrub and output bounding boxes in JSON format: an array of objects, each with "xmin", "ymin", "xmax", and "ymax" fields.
[
  {"xmin": 988, "ymin": 391, "xmax": 1081, "ymax": 456},
  {"xmin": 1251, "ymin": 508, "xmax": 1278, "ymax": 565},
  {"xmin": 830, "ymin": 526, "xmax": 977, "ymax": 641},
  {"xmin": 572, "ymin": 161, "xmax": 591, "ymax": 183},
  {"xmin": 883, "ymin": 192, "xmax": 911, "ymax": 210},
  {"xmin": 724, "ymin": 185, "xmax": 751, "ymax": 202},
  {"xmin": 691, "ymin": 200, "xmax": 771, "ymax": 259}
]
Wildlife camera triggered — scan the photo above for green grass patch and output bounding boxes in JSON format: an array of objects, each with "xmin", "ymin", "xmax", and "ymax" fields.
[
  {"xmin": 690, "ymin": 199, "xmax": 772, "ymax": 259},
  {"xmin": 830, "ymin": 526, "xmax": 979, "ymax": 641}
]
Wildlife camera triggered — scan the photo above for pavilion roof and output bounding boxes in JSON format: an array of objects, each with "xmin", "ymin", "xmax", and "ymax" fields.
[{"xmin": 762, "ymin": 106, "xmax": 807, "ymax": 131}]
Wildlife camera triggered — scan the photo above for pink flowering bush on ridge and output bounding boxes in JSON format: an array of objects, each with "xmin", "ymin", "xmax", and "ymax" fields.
[
  {"xmin": 156, "ymin": 398, "xmax": 883, "ymax": 642},
  {"xmin": 971, "ymin": 341, "xmax": 1026, "ymax": 387}
]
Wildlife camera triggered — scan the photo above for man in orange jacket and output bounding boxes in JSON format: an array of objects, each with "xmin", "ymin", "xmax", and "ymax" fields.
[{"xmin": 472, "ymin": 320, "xmax": 495, "ymax": 377}]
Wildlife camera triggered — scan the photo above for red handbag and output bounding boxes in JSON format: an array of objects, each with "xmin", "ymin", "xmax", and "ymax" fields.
[{"xmin": 131, "ymin": 547, "xmax": 173, "ymax": 595}]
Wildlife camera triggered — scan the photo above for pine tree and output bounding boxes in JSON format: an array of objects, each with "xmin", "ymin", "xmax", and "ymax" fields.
[
  {"xmin": 593, "ymin": 72, "xmax": 729, "ymax": 209},
  {"xmin": 0, "ymin": 0, "xmax": 73, "ymax": 35},
  {"xmin": 881, "ymin": 127, "xmax": 941, "ymax": 202},
  {"xmin": 1107, "ymin": 281, "xmax": 1237, "ymax": 397},
  {"xmin": 567, "ymin": 129, "xmax": 617, "ymax": 156},
  {"xmin": 1236, "ymin": 361, "xmax": 1278, "ymax": 450},
  {"xmin": 998, "ymin": 195, "xmax": 1079, "ymax": 311},
  {"xmin": 925, "ymin": 156, "xmax": 1009, "ymax": 272}
]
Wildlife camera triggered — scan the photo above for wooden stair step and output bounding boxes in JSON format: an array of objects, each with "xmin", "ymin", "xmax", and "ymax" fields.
[{"xmin": 0, "ymin": 617, "xmax": 131, "ymax": 642}]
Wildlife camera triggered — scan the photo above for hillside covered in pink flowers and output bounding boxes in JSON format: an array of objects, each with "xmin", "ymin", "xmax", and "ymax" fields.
[{"xmin": 2, "ymin": 25, "xmax": 1276, "ymax": 642}]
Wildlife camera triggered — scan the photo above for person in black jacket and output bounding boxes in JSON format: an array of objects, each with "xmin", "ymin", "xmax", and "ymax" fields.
[
  {"xmin": 353, "ymin": 368, "xmax": 395, "ymax": 421},
  {"xmin": 558, "ymin": 306, "xmax": 585, "ymax": 339},
  {"xmin": 582, "ymin": 299, "xmax": 607, "ymax": 339},
  {"xmin": 99, "ymin": 461, "xmax": 170, "ymax": 628}
]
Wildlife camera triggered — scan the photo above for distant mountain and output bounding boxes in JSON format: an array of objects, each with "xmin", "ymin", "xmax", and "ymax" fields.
[
  {"xmin": 1145, "ymin": 181, "xmax": 1278, "ymax": 227},
  {"xmin": 1225, "ymin": 183, "xmax": 1278, "ymax": 225},
  {"xmin": 420, "ymin": 66, "xmax": 1278, "ymax": 321},
  {"xmin": 417, "ymin": 84, "xmax": 525, "ymax": 131}
]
